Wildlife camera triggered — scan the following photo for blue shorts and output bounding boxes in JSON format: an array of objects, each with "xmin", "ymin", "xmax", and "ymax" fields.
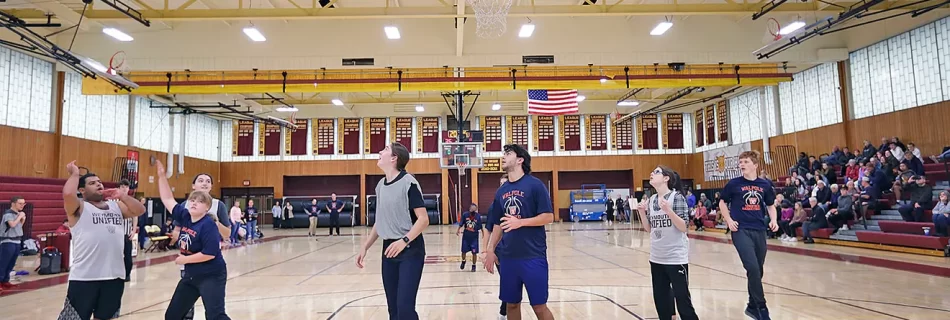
[
  {"xmin": 461, "ymin": 238, "xmax": 479, "ymax": 253},
  {"xmin": 499, "ymin": 257, "xmax": 549, "ymax": 305}
]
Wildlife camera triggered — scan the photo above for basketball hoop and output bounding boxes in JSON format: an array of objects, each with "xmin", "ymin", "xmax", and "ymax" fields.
[
  {"xmin": 457, "ymin": 162, "xmax": 467, "ymax": 176},
  {"xmin": 108, "ymin": 51, "xmax": 127, "ymax": 75},
  {"xmin": 468, "ymin": 0, "xmax": 513, "ymax": 39},
  {"xmin": 767, "ymin": 18, "xmax": 782, "ymax": 41}
]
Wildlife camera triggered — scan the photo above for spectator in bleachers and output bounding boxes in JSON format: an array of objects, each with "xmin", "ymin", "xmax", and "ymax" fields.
[
  {"xmin": 857, "ymin": 160, "xmax": 869, "ymax": 183},
  {"xmin": 856, "ymin": 177, "xmax": 881, "ymax": 223},
  {"xmin": 827, "ymin": 186, "xmax": 854, "ymax": 232},
  {"xmin": 928, "ymin": 148, "xmax": 950, "ymax": 163},
  {"xmin": 901, "ymin": 151, "xmax": 924, "ymax": 176},
  {"xmin": 931, "ymin": 191, "xmax": 949, "ymax": 237},
  {"xmin": 891, "ymin": 163, "xmax": 916, "ymax": 202},
  {"xmin": 790, "ymin": 171, "xmax": 806, "ymax": 185},
  {"xmin": 802, "ymin": 197, "xmax": 829, "ymax": 244},
  {"xmin": 878, "ymin": 137, "xmax": 889, "ymax": 154},
  {"xmin": 814, "ymin": 180, "xmax": 831, "ymax": 208},
  {"xmin": 792, "ymin": 152, "xmax": 809, "ymax": 176},
  {"xmin": 889, "ymin": 144, "xmax": 905, "ymax": 162},
  {"xmin": 891, "ymin": 137, "xmax": 907, "ymax": 151},
  {"xmin": 883, "ymin": 150, "xmax": 900, "ymax": 173},
  {"xmin": 862, "ymin": 140, "xmax": 877, "ymax": 161},
  {"xmin": 56, "ymin": 218, "xmax": 71, "ymax": 234},
  {"xmin": 898, "ymin": 175, "xmax": 933, "ymax": 223},
  {"xmin": 759, "ymin": 170, "xmax": 772, "ymax": 181},
  {"xmin": 906, "ymin": 143, "xmax": 922, "ymax": 160},
  {"xmin": 845, "ymin": 159, "xmax": 859, "ymax": 182},
  {"xmin": 830, "ymin": 184, "xmax": 841, "ymax": 208},
  {"xmin": 781, "ymin": 202, "xmax": 807, "ymax": 242},
  {"xmin": 822, "ymin": 163, "xmax": 837, "ymax": 186},
  {"xmin": 809, "ymin": 156, "xmax": 822, "ymax": 174},
  {"xmin": 782, "ymin": 178, "xmax": 796, "ymax": 200},
  {"xmin": 699, "ymin": 193, "xmax": 711, "ymax": 210},
  {"xmin": 793, "ymin": 179, "xmax": 807, "ymax": 203},
  {"xmin": 691, "ymin": 201, "xmax": 707, "ymax": 232},
  {"xmin": 686, "ymin": 190, "xmax": 696, "ymax": 209},
  {"xmin": 807, "ymin": 169, "xmax": 827, "ymax": 187},
  {"xmin": 777, "ymin": 199, "xmax": 793, "ymax": 240},
  {"xmin": 868, "ymin": 161, "xmax": 889, "ymax": 191},
  {"xmin": 825, "ymin": 146, "xmax": 845, "ymax": 165}
]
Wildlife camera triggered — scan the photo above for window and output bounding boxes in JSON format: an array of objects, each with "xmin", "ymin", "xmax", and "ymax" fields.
[
  {"xmin": 185, "ymin": 114, "xmax": 220, "ymax": 161},
  {"xmin": 728, "ymin": 89, "xmax": 771, "ymax": 144},
  {"xmin": 0, "ymin": 49, "xmax": 53, "ymax": 131},
  {"xmin": 777, "ymin": 62, "xmax": 842, "ymax": 134},
  {"xmin": 62, "ymin": 73, "xmax": 130, "ymax": 143},
  {"xmin": 133, "ymin": 96, "xmax": 172, "ymax": 152},
  {"xmin": 850, "ymin": 16, "xmax": 950, "ymax": 119}
]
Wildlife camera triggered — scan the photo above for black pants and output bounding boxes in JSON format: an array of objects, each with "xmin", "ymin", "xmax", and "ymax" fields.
[
  {"xmin": 828, "ymin": 211, "xmax": 854, "ymax": 229},
  {"xmin": 381, "ymin": 237, "xmax": 426, "ymax": 320},
  {"xmin": 731, "ymin": 229, "xmax": 768, "ymax": 309},
  {"xmin": 899, "ymin": 203, "xmax": 927, "ymax": 222},
  {"xmin": 165, "ymin": 270, "xmax": 230, "ymax": 320},
  {"xmin": 780, "ymin": 221, "xmax": 802, "ymax": 237},
  {"xmin": 329, "ymin": 213, "xmax": 341, "ymax": 235},
  {"xmin": 59, "ymin": 279, "xmax": 125, "ymax": 320},
  {"xmin": 650, "ymin": 262, "xmax": 699, "ymax": 320},
  {"xmin": 692, "ymin": 218, "xmax": 705, "ymax": 229},
  {"xmin": 124, "ymin": 238, "xmax": 133, "ymax": 281}
]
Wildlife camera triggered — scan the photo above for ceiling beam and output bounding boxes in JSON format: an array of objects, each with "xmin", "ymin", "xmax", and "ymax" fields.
[
  {"xmin": 456, "ymin": 0, "xmax": 464, "ymax": 57},
  {"xmin": 6, "ymin": 2, "xmax": 942, "ymax": 21},
  {"xmin": 25, "ymin": 0, "xmax": 102, "ymax": 31}
]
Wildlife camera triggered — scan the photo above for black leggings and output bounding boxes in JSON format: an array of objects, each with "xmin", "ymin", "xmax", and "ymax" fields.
[
  {"xmin": 165, "ymin": 270, "xmax": 230, "ymax": 320},
  {"xmin": 329, "ymin": 213, "xmax": 341, "ymax": 235},
  {"xmin": 650, "ymin": 262, "xmax": 699, "ymax": 320}
]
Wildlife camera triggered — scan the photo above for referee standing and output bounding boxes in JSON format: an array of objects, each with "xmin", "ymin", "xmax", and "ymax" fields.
[{"xmin": 116, "ymin": 179, "xmax": 136, "ymax": 282}]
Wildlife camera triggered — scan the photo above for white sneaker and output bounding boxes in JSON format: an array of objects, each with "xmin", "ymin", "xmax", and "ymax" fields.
[
  {"xmin": 498, "ymin": 315, "xmax": 507, "ymax": 320},
  {"xmin": 789, "ymin": 237, "xmax": 798, "ymax": 242}
]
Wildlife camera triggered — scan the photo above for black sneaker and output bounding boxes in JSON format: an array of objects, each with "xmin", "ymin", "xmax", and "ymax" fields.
[
  {"xmin": 744, "ymin": 306, "xmax": 760, "ymax": 320},
  {"xmin": 460, "ymin": 262, "xmax": 466, "ymax": 270},
  {"xmin": 804, "ymin": 238, "xmax": 815, "ymax": 244},
  {"xmin": 471, "ymin": 264, "xmax": 476, "ymax": 272}
]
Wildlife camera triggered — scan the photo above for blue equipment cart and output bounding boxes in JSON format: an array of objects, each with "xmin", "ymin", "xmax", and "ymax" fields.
[{"xmin": 569, "ymin": 184, "xmax": 609, "ymax": 222}]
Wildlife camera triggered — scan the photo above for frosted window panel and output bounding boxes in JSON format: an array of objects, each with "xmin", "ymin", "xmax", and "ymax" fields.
[
  {"xmin": 220, "ymin": 120, "xmax": 232, "ymax": 161},
  {"xmin": 936, "ymin": 17, "xmax": 950, "ymax": 101},
  {"xmin": 850, "ymin": 49, "xmax": 873, "ymax": 119},
  {"xmin": 63, "ymin": 73, "xmax": 82, "ymax": 138},
  {"xmin": 803, "ymin": 67, "xmax": 822, "ymax": 129},
  {"xmin": 683, "ymin": 114, "xmax": 693, "ymax": 153},
  {"xmin": 29, "ymin": 58, "xmax": 53, "ymax": 132},
  {"xmin": 8, "ymin": 52, "xmax": 32, "ymax": 129},
  {"xmin": 778, "ymin": 82, "xmax": 794, "ymax": 134},
  {"xmin": 765, "ymin": 86, "xmax": 778, "ymax": 137},
  {"xmin": 817, "ymin": 63, "xmax": 840, "ymax": 126},
  {"xmin": 888, "ymin": 34, "xmax": 917, "ymax": 111},
  {"xmin": 791, "ymin": 76, "xmax": 807, "ymax": 133},
  {"xmin": 868, "ymin": 42, "xmax": 895, "ymax": 115},
  {"xmin": 133, "ymin": 97, "xmax": 147, "ymax": 148},
  {"xmin": 749, "ymin": 91, "xmax": 762, "ymax": 142},
  {"xmin": 912, "ymin": 23, "xmax": 942, "ymax": 106},
  {"xmin": 173, "ymin": 114, "xmax": 182, "ymax": 154},
  {"xmin": 85, "ymin": 95, "xmax": 102, "ymax": 141},
  {"xmin": 0, "ymin": 47, "xmax": 10, "ymax": 126},
  {"xmin": 115, "ymin": 96, "xmax": 130, "ymax": 145},
  {"xmin": 101, "ymin": 96, "xmax": 118, "ymax": 143}
]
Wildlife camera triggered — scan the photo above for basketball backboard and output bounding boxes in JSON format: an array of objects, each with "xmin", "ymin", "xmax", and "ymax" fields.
[{"xmin": 440, "ymin": 142, "xmax": 483, "ymax": 169}]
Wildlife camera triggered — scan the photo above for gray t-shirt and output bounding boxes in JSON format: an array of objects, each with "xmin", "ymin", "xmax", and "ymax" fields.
[
  {"xmin": 374, "ymin": 171, "xmax": 426, "ymax": 240},
  {"xmin": 648, "ymin": 191, "xmax": 690, "ymax": 265},
  {"xmin": 1, "ymin": 209, "xmax": 23, "ymax": 244}
]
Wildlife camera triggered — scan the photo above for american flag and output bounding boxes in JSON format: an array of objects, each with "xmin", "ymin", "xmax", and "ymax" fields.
[{"xmin": 527, "ymin": 89, "xmax": 579, "ymax": 115}]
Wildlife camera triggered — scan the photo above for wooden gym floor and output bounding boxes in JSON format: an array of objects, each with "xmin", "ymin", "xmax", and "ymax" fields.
[{"xmin": 2, "ymin": 222, "xmax": 949, "ymax": 319}]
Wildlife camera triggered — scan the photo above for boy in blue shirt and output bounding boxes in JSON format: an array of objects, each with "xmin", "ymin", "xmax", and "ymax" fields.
[
  {"xmin": 719, "ymin": 150, "xmax": 778, "ymax": 320},
  {"xmin": 457, "ymin": 204, "xmax": 487, "ymax": 272},
  {"xmin": 483, "ymin": 144, "xmax": 555, "ymax": 320}
]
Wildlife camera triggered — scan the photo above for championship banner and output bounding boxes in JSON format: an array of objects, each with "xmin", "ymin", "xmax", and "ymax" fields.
[
  {"xmin": 286, "ymin": 119, "xmax": 309, "ymax": 155},
  {"xmin": 611, "ymin": 116, "xmax": 633, "ymax": 150},
  {"xmin": 635, "ymin": 117, "xmax": 643, "ymax": 150},
  {"xmin": 665, "ymin": 114, "xmax": 684, "ymax": 149},
  {"xmin": 235, "ymin": 120, "xmax": 254, "ymax": 156},
  {"xmin": 506, "ymin": 116, "xmax": 529, "ymax": 148},
  {"xmin": 417, "ymin": 117, "xmax": 440, "ymax": 153},
  {"xmin": 262, "ymin": 123, "xmax": 281, "ymax": 155},
  {"xmin": 717, "ymin": 100, "xmax": 729, "ymax": 142},
  {"xmin": 560, "ymin": 115, "xmax": 581, "ymax": 151},
  {"xmin": 705, "ymin": 104, "xmax": 715, "ymax": 145},
  {"xmin": 365, "ymin": 117, "xmax": 388, "ymax": 153},
  {"xmin": 533, "ymin": 115, "xmax": 555, "ymax": 151},
  {"xmin": 585, "ymin": 114, "xmax": 607, "ymax": 151},
  {"xmin": 257, "ymin": 123, "xmax": 266, "ymax": 155},
  {"xmin": 339, "ymin": 118, "xmax": 361, "ymax": 154},
  {"xmin": 641, "ymin": 114, "xmax": 659, "ymax": 150},
  {"xmin": 314, "ymin": 119, "xmax": 335, "ymax": 155},
  {"xmin": 392, "ymin": 117, "xmax": 414, "ymax": 152},
  {"xmin": 703, "ymin": 142, "xmax": 751, "ymax": 181},
  {"xmin": 695, "ymin": 109, "xmax": 704, "ymax": 147},
  {"xmin": 231, "ymin": 121, "xmax": 240, "ymax": 156},
  {"xmin": 481, "ymin": 116, "xmax": 503, "ymax": 152}
]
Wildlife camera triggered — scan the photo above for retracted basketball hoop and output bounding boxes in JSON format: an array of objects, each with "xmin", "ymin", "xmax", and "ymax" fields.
[
  {"xmin": 767, "ymin": 18, "xmax": 782, "ymax": 41},
  {"xmin": 108, "ymin": 51, "xmax": 127, "ymax": 75}
]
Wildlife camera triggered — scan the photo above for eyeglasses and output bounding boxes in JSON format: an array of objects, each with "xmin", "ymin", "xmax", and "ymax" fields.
[{"xmin": 652, "ymin": 168, "xmax": 663, "ymax": 175}]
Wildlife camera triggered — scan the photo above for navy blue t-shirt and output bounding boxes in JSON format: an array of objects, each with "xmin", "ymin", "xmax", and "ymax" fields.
[
  {"xmin": 173, "ymin": 208, "xmax": 226, "ymax": 276},
  {"xmin": 720, "ymin": 176, "xmax": 775, "ymax": 231},
  {"xmin": 488, "ymin": 174, "xmax": 553, "ymax": 259},
  {"xmin": 326, "ymin": 200, "xmax": 344, "ymax": 214},
  {"xmin": 308, "ymin": 204, "xmax": 320, "ymax": 217},
  {"xmin": 485, "ymin": 201, "xmax": 497, "ymax": 233},
  {"xmin": 459, "ymin": 211, "xmax": 483, "ymax": 240}
]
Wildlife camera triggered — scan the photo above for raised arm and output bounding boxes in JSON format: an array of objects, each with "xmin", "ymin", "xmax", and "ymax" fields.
[
  {"xmin": 155, "ymin": 160, "xmax": 179, "ymax": 214},
  {"xmin": 115, "ymin": 193, "xmax": 147, "ymax": 219},
  {"xmin": 63, "ymin": 161, "xmax": 83, "ymax": 228}
]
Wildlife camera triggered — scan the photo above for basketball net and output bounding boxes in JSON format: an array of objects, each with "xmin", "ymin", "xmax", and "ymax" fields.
[
  {"xmin": 468, "ymin": 0, "xmax": 513, "ymax": 39},
  {"xmin": 766, "ymin": 18, "xmax": 782, "ymax": 42},
  {"xmin": 108, "ymin": 51, "xmax": 127, "ymax": 75}
]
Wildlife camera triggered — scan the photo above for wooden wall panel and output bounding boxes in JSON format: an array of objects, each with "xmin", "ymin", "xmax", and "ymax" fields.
[
  {"xmin": 0, "ymin": 126, "xmax": 57, "ymax": 178},
  {"xmin": 768, "ymin": 123, "xmax": 847, "ymax": 157},
  {"xmin": 847, "ymin": 101, "xmax": 950, "ymax": 156}
]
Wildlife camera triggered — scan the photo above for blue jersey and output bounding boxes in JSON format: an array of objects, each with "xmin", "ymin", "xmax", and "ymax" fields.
[
  {"xmin": 489, "ymin": 175, "xmax": 553, "ymax": 260},
  {"xmin": 460, "ymin": 211, "xmax": 483, "ymax": 240},
  {"xmin": 172, "ymin": 206, "xmax": 226, "ymax": 276},
  {"xmin": 720, "ymin": 176, "xmax": 775, "ymax": 231}
]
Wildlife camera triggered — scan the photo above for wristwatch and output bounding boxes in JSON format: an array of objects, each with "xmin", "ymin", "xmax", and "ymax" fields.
[{"xmin": 401, "ymin": 236, "xmax": 410, "ymax": 244}]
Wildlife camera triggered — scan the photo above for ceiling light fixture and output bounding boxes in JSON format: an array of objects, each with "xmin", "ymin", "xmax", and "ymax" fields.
[
  {"xmin": 384, "ymin": 26, "xmax": 401, "ymax": 39},
  {"xmin": 600, "ymin": 77, "xmax": 608, "ymax": 83},
  {"xmin": 650, "ymin": 21, "xmax": 673, "ymax": 36},
  {"xmin": 519, "ymin": 24, "xmax": 535, "ymax": 38},
  {"xmin": 779, "ymin": 21, "xmax": 806, "ymax": 35},
  {"xmin": 617, "ymin": 101, "xmax": 640, "ymax": 106},
  {"xmin": 576, "ymin": 95, "xmax": 586, "ymax": 102},
  {"xmin": 491, "ymin": 103, "xmax": 502, "ymax": 111},
  {"xmin": 276, "ymin": 106, "xmax": 299, "ymax": 112},
  {"xmin": 331, "ymin": 99, "xmax": 344, "ymax": 106},
  {"xmin": 415, "ymin": 105, "xmax": 424, "ymax": 112},
  {"xmin": 243, "ymin": 26, "xmax": 266, "ymax": 42},
  {"xmin": 102, "ymin": 28, "xmax": 133, "ymax": 42}
]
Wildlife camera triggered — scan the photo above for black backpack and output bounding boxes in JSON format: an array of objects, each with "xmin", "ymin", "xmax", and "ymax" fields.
[{"xmin": 38, "ymin": 247, "xmax": 62, "ymax": 275}]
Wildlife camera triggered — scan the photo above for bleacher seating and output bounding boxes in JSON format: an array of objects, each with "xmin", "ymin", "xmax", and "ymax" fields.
[
  {"xmin": 367, "ymin": 194, "xmax": 442, "ymax": 226},
  {"xmin": 0, "ymin": 175, "xmax": 117, "ymax": 238}
]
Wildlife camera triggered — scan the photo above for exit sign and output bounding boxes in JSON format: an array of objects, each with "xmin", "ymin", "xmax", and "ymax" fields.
[{"xmin": 242, "ymin": 180, "xmax": 250, "ymax": 186}]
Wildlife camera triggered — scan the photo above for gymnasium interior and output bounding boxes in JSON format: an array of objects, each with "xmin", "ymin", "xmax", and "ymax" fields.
[{"xmin": 1, "ymin": 0, "xmax": 949, "ymax": 319}]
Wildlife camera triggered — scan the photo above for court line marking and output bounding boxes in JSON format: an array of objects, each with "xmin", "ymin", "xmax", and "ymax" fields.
[
  {"xmin": 121, "ymin": 239, "xmax": 349, "ymax": 317},
  {"xmin": 295, "ymin": 253, "xmax": 357, "ymax": 285},
  {"xmin": 579, "ymin": 233, "xmax": 911, "ymax": 320}
]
